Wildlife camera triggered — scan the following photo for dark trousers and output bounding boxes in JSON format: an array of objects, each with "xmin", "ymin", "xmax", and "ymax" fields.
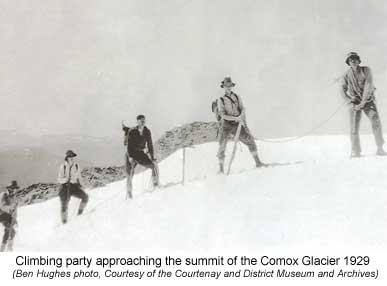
[
  {"xmin": 58, "ymin": 183, "xmax": 89, "ymax": 223},
  {"xmin": 0, "ymin": 212, "xmax": 16, "ymax": 244},
  {"xmin": 350, "ymin": 101, "xmax": 384, "ymax": 153},
  {"xmin": 217, "ymin": 120, "xmax": 258, "ymax": 162},
  {"xmin": 125, "ymin": 151, "xmax": 159, "ymax": 195}
]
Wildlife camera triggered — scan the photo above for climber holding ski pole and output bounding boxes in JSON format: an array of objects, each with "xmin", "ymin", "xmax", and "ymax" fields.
[{"xmin": 215, "ymin": 77, "xmax": 266, "ymax": 174}]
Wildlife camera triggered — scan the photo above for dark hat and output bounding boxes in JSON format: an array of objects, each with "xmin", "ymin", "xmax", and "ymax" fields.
[
  {"xmin": 6, "ymin": 180, "xmax": 20, "ymax": 190},
  {"xmin": 345, "ymin": 52, "xmax": 361, "ymax": 65},
  {"xmin": 220, "ymin": 77, "xmax": 236, "ymax": 88},
  {"xmin": 65, "ymin": 150, "xmax": 77, "ymax": 159},
  {"xmin": 136, "ymin": 114, "xmax": 145, "ymax": 120}
]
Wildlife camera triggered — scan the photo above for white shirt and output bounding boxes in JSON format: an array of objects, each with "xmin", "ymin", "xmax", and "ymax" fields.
[{"xmin": 57, "ymin": 161, "xmax": 83, "ymax": 185}]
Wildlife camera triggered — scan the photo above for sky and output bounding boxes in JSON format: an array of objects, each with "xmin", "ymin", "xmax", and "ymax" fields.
[{"xmin": 1, "ymin": 0, "xmax": 387, "ymax": 139}]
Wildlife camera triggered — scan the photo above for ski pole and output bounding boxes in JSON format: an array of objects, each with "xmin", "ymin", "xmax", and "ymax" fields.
[
  {"xmin": 182, "ymin": 147, "xmax": 186, "ymax": 185},
  {"xmin": 153, "ymin": 161, "xmax": 160, "ymax": 190},
  {"xmin": 227, "ymin": 122, "xmax": 243, "ymax": 175}
]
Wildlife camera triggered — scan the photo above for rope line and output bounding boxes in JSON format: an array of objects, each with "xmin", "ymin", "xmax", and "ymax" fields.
[
  {"xmin": 255, "ymin": 101, "xmax": 349, "ymax": 143},
  {"xmin": 67, "ymin": 80, "xmax": 348, "ymax": 219}
]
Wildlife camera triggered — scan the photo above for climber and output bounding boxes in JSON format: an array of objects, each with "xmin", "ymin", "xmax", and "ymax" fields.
[
  {"xmin": 0, "ymin": 180, "xmax": 19, "ymax": 252},
  {"xmin": 341, "ymin": 52, "xmax": 386, "ymax": 157},
  {"xmin": 122, "ymin": 115, "xmax": 159, "ymax": 199},
  {"xmin": 57, "ymin": 150, "xmax": 89, "ymax": 224},
  {"xmin": 215, "ymin": 77, "xmax": 266, "ymax": 173}
]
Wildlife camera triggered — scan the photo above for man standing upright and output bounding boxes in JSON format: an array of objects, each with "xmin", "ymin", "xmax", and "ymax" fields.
[
  {"xmin": 57, "ymin": 150, "xmax": 89, "ymax": 224},
  {"xmin": 216, "ymin": 77, "xmax": 266, "ymax": 173},
  {"xmin": 0, "ymin": 181, "xmax": 19, "ymax": 252},
  {"xmin": 122, "ymin": 115, "xmax": 159, "ymax": 199},
  {"xmin": 341, "ymin": 52, "xmax": 386, "ymax": 157}
]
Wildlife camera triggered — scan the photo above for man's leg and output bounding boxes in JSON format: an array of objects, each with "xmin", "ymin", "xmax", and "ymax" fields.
[
  {"xmin": 134, "ymin": 152, "xmax": 159, "ymax": 187},
  {"xmin": 58, "ymin": 184, "xmax": 70, "ymax": 224},
  {"xmin": 150, "ymin": 163, "xmax": 159, "ymax": 187},
  {"xmin": 350, "ymin": 108, "xmax": 362, "ymax": 156},
  {"xmin": 239, "ymin": 125, "xmax": 265, "ymax": 167},
  {"xmin": 6, "ymin": 220, "xmax": 16, "ymax": 251},
  {"xmin": 1, "ymin": 226, "xmax": 10, "ymax": 252},
  {"xmin": 363, "ymin": 102, "xmax": 385, "ymax": 155},
  {"xmin": 125, "ymin": 152, "xmax": 136, "ymax": 199},
  {"xmin": 70, "ymin": 184, "xmax": 89, "ymax": 215},
  {"xmin": 0, "ymin": 213, "xmax": 12, "ymax": 251},
  {"xmin": 217, "ymin": 122, "xmax": 235, "ymax": 173}
]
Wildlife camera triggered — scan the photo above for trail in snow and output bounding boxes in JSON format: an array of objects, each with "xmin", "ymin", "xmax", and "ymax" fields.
[{"xmin": 9, "ymin": 135, "xmax": 387, "ymax": 252}]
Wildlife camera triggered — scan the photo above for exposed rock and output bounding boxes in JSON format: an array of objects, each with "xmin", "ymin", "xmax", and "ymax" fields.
[
  {"xmin": 13, "ymin": 121, "xmax": 219, "ymax": 206},
  {"xmin": 13, "ymin": 183, "xmax": 59, "ymax": 206}
]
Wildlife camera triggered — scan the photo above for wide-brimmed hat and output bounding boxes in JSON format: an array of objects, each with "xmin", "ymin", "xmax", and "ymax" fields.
[
  {"xmin": 65, "ymin": 150, "xmax": 77, "ymax": 159},
  {"xmin": 6, "ymin": 180, "xmax": 20, "ymax": 190},
  {"xmin": 220, "ymin": 77, "xmax": 236, "ymax": 88},
  {"xmin": 345, "ymin": 52, "xmax": 361, "ymax": 65}
]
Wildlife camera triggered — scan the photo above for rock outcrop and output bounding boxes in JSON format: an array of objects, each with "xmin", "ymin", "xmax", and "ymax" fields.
[{"xmin": 13, "ymin": 121, "xmax": 219, "ymax": 206}]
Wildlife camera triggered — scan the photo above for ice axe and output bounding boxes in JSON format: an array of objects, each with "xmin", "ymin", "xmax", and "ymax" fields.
[
  {"xmin": 227, "ymin": 121, "xmax": 242, "ymax": 175},
  {"xmin": 122, "ymin": 120, "xmax": 130, "ymax": 146},
  {"xmin": 122, "ymin": 119, "xmax": 127, "ymax": 128}
]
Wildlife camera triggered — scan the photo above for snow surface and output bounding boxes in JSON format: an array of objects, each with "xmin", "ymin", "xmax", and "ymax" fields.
[{"xmin": 11, "ymin": 135, "xmax": 387, "ymax": 253}]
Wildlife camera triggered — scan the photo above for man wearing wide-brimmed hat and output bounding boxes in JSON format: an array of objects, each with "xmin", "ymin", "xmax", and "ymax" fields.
[
  {"xmin": 216, "ymin": 77, "xmax": 266, "ymax": 173},
  {"xmin": 0, "ymin": 180, "xmax": 19, "ymax": 252},
  {"xmin": 341, "ymin": 52, "xmax": 386, "ymax": 157},
  {"xmin": 57, "ymin": 150, "xmax": 89, "ymax": 224}
]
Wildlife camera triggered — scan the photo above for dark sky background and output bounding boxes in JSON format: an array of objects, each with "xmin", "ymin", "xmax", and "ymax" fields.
[{"xmin": 1, "ymin": 0, "xmax": 387, "ymax": 140}]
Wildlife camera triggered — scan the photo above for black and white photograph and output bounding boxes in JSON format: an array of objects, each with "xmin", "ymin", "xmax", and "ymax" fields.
[{"xmin": 0, "ymin": 0, "xmax": 386, "ymax": 284}]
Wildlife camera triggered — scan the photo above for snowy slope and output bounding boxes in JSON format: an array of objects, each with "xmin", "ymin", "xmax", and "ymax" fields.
[{"xmin": 12, "ymin": 135, "xmax": 387, "ymax": 253}]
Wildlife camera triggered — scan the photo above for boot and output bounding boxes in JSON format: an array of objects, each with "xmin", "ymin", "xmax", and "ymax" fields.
[
  {"xmin": 61, "ymin": 210, "xmax": 68, "ymax": 224},
  {"xmin": 153, "ymin": 175, "xmax": 159, "ymax": 189},
  {"xmin": 78, "ymin": 200, "xmax": 88, "ymax": 215},
  {"xmin": 126, "ymin": 178, "xmax": 133, "ymax": 199},
  {"xmin": 0, "ymin": 242, "xmax": 6, "ymax": 252},
  {"xmin": 254, "ymin": 155, "xmax": 267, "ymax": 168},
  {"xmin": 376, "ymin": 148, "xmax": 387, "ymax": 156},
  {"xmin": 351, "ymin": 151, "xmax": 361, "ymax": 158},
  {"xmin": 351, "ymin": 150, "xmax": 361, "ymax": 159},
  {"xmin": 126, "ymin": 185, "xmax": 133, "ymax": 199},
  {"xmin": 6, "ymin": 240, "xmax": 13, "ymax": 252},
  {"xmin": 218, "ymin": 161, "xmax": 224, "ymax": 174}
]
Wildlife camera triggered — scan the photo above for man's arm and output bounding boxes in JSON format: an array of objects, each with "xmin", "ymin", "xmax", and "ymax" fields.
[
  {"xmin": 340, "ymin": 75, "xmax": 357, "ymax": 111},
  {"xmin": 359, "ymin": 67, "xmax": 373, "ymax": 106},
  {"xmin": 57, "ymin": 164, "xmax": 68, "ymax": 184},
  {"xmin": 146, "ymin": 129, "xmax": 155, "ymax": 160},
  {"xmin": 237, "ymin": 95, "xmax": 246, "ymax": 122},
  {"xmin": 221, "ymin": 115, "xmax": 240, "ymax": 121},
  {"xmin": 340, "ymin": 75, "xmax": 352, "ymax": 103},
  {"xmin": 0, "ymin": 193, "xmax": 16, "ymax": 214},
  {"xmin": 353, "ymin": 67, "xmax": 374, "ymax": 111},
  {"xmin": 217, "ymin": 97, "xmax": 241, "ymax": 122}
]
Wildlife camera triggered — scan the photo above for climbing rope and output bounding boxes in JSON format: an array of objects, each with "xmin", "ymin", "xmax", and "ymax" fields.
[{"xmin": 255, "ymin": 101, "xmax": 349, "ymax": 143}]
